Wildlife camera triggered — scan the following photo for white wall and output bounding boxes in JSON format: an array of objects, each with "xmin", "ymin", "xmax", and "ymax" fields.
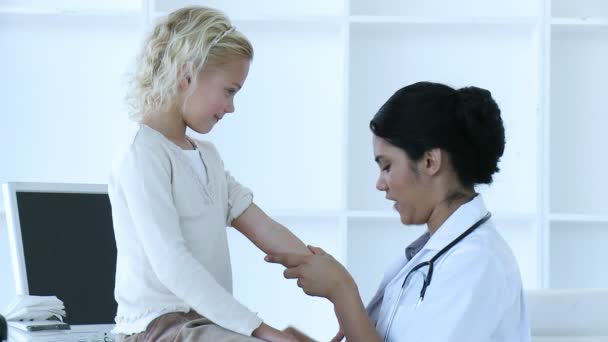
[{"xmin": 0, "ymin": 18, "xmax": 139, "ymax": 185}]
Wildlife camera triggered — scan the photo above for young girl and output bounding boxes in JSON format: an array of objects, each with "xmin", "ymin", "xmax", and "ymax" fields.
[{"xmin": 109, "ymin": 6, "xmax": 308, "ymax": 342}]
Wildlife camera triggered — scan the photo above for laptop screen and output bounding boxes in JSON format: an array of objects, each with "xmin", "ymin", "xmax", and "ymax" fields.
[{"xmin": 16, "ymin": 191, "xmax": 117, "ymax": 325}]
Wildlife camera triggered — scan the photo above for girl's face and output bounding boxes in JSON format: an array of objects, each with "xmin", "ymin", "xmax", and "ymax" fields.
[
  {"xmin": 181, "ymin": 56, "xmax": 250, "ymax": 134},
  {"xmin": 373, "ymin": 135, "xmax": 434, "ymax": 226}
]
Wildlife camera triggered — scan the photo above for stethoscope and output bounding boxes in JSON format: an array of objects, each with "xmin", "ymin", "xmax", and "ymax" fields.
[{"xmin": 383, "ymin": 212, "xmax": 492, "ymax": 341}]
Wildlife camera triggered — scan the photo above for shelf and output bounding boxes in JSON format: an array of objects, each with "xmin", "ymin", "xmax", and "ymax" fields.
[
  {"xmin": 267, "ymin": 210, "xmax": 343, "ymax": 219},
  {"xmin": 350, "ymin": 15, "xmax": 537, "ymax": 26},
  {"xmin": 552, "ymin": 17, "xmax": 608, "ymax": 32},
  {"xmin": 350, "ymin": 0, "xmax": 539, "ymax": 18},
  {"xmin": 230, "ymin": 17, "xmax": 345, "ymax": 32},
  {"xmin": 346, "ymin": 211, "xmax": 537, "ymax": 222},
  {"xmin": 0, "ymin": 7, "xmax": 143, "ymax": 26},
  {"xmin": 552, "ymin": 17, "xmax": 608, "ymax": 26},
  {"xmin": 347, "ymin": 211, "xmax": 399, "ymax": 219},
  {"xmin": 235, "ymin": 15, "xmax": 343, "ymax": 25},
  {"xmin": 549, "ymin": 214, "xmax": 608, "ymax": 223},
  {"xmin": 153, "ymin": 0, "xmax": 344, "ymax": 18},
  {"xmin": 0, "ymin": 0, "xmax": 141, "ymax": 13},
  {"xmin": 490, "ymin": 213, "xmax": 538, "ymax": 222},
  {"xmin": 151, "ymin": 12, "xmax": 345, "ymax": 27},
  {"xmin": 0, "ymin": 6, "xmax": 141, "ymax": 18},
  {"xmin": 148, "ymin": 14, "xmax": 347, "ymax": 34},
  {"xmin": 254, "ymin": 210, "xmax": 537, "ymax": 221}
]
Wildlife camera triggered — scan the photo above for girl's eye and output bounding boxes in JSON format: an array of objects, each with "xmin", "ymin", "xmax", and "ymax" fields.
[
  {"xmin": 382, "ymin": 164, "xmax": 391, "ymax": 172},
  {"xmin": 225, "ymin": 88, "xmax": 237, "ymax": 96}
]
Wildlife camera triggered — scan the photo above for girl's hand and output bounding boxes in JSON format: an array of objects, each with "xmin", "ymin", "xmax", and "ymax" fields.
[
  {"xmin": 330, "ymin": 329, "xmax": 345, "ymax": 342},
  {"xmin": 265, "ymin": 245, "xmax": 356, "ymax": 302},
  {"xmin": 329, "ymin": 304, "xmax": 345, "ymax": 342},
  {"xmin": 283, "ymin": 326, "xmax": 318, "ymax": 342},
  {"xmin": 252, "ymin": 322, "xmax": 299, "ymax": 342}
]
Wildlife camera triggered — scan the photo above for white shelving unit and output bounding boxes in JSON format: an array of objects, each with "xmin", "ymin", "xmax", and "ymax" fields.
[
  {"xmin": 546, "ymin": 0, "xmax": 608, "ymax": 289},
  {"xmin": 1, "ymin": 0, "xmax": 606, "ymax": 339}
]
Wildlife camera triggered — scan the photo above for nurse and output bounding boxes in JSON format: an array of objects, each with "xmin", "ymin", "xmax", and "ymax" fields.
[{"xmin": 266, "ymin": 81, "xmax": 531, "ymax": 342}]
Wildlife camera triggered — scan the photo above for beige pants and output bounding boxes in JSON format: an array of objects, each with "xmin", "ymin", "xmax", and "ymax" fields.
[{"xmin": 118, "ymin": 311, "xmax": 263, "ymax": 342}]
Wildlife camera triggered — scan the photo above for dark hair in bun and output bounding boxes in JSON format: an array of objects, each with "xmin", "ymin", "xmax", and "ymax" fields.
[{"xmin": 369, "ymin": 81, "xmax": 505, "ymax": 188}]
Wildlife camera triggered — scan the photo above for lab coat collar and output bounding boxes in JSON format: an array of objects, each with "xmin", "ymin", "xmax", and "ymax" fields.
[
  {"xmin": 365, "ymin": 195, "xmax": 489, "ymax": 318},
  {"xmin": 422, "ymin": 194, "xmax": 489, "ymax": 252},
  {"xmin": 405, "ymin": 232, "xmax": 431, "ymax": 260}
]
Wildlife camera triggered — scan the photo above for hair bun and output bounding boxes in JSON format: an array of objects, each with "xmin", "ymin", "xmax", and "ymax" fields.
[
  {"xmin": 454, "ymin": 86, "xmax": 505, "ymax": 185},
  {"xmin": 456, "ymin": 86, "xmax": 496, "ymax": 124}
]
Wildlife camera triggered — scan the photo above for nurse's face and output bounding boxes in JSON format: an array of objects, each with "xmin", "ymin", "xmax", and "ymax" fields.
[{"xmin": 373, "ymin": 136, "xmax": 433, "ymax": 226}]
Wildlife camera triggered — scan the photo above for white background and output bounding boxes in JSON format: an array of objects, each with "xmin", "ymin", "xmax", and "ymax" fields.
[{"xmin": 1, "ymin": 0, "xmax": 607, "ymax": 339}]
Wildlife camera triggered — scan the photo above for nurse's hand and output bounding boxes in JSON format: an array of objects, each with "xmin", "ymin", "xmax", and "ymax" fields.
[{"xmin": 265, "ymin": 245, "xmax": 357, "ymax": 302}]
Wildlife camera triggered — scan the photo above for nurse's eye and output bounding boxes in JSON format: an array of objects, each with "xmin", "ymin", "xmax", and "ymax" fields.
[
  {"xmin": 382, "ymin": 164, "xmax": 391, "ymax": 172},
  {"xmin": 225, "ymin": 88, "xmax": 237, "ymax": 96}
]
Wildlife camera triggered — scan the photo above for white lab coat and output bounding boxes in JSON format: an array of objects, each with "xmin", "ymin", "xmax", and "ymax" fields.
[{"xmin": 366, "ymin": 195, "xmax": 530, "ymax": 342}]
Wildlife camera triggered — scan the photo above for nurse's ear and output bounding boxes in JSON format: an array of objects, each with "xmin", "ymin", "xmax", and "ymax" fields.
[{"xmin": 421, "ymin": 148, "xmax": 442, "ymax": 177}]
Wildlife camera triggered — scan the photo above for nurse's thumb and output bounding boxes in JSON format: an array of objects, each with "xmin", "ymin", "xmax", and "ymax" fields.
[{"xmin": 307, "ymin": 245, "xmax": 326, "ymax": 255}]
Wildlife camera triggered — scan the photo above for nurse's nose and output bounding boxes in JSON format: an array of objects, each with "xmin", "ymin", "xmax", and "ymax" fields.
[{"xmin": 376, "ymin": 175, "xmax": 388, "ymax": 192}]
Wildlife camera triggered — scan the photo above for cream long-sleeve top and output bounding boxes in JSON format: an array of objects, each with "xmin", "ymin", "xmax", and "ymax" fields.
[{"xmin": 108, "ymin": 124, "xmax": 263, "ymax": 336}]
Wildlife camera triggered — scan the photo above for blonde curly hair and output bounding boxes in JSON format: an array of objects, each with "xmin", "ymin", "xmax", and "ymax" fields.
[{"xmin": 127, "ymin": 6, "xmax": 253, "ymax": 120}]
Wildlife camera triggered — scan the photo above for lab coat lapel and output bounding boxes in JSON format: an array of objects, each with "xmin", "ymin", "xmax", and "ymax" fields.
[
  {"xmin": 366, "ymin": 231, "xmax": 430, "ymax": 317},
  {"xmin": 366, "ymin": 253, "xmax": 409, "ymax": 317}
]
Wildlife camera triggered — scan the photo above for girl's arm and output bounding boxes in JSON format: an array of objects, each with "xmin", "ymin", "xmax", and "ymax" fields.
[
  {"xmin": 232, "ymin": 203, "xmax": 311, "ymax": 255},
  {"xmin": 231, "ymin": 204, "xmax": 309, "ymax": 341}
]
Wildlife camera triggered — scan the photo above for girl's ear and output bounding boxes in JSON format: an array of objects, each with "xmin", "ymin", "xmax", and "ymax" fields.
[
  {"xmin": 178, "ymin": 62, "xmax": 194, "ymax": 91},
  {"xmin": 178, "ymin": 74, "xmax": 190, "ymax": 91}
]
